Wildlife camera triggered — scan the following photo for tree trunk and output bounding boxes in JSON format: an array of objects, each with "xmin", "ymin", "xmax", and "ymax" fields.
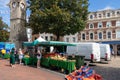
[{"xmin": 56, "ymin": 33, "xmax": 60, "ymax": 41}]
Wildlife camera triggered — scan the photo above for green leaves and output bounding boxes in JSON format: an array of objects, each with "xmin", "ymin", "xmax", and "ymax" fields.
[
  {"xmin": 0, "ymin": 17, "xmax": 9, "ymax": 42},
  {"xmin": 28, "ymin": 0, "xmax": 89, "ymax": 40}
]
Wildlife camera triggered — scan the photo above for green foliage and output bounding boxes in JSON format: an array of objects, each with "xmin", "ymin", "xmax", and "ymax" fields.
[
  {"xmin": 28, "ymin": 0, "xmax": 89, "ymax": 40},
  {"xmin": 0, "ymin": 17, "xmax": 9, "ymax": 42}
]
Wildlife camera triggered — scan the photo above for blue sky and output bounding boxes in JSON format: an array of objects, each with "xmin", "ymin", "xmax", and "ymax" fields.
[{"xmin": 0, "ymin": 0, "xmax": 120, "ymax": 26}]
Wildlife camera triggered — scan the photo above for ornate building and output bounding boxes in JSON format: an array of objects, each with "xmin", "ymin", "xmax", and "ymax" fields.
[
  {"xmin": 78, "ymin": 9, "xmax": 120, "ymax": 55},
  {"xmin": 8, "ymin": 0, "xmax": 28, "ymax": 49}
]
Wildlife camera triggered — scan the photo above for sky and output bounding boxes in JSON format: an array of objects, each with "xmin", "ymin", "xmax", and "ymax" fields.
[{"xmin": 0, "ymin": 0, "xmax": 120, "ymax": 26}]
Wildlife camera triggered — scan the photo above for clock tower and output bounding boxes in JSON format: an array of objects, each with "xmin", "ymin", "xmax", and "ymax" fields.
[{"xmin": 8, "ymin": 0, "xmax": 28, "ymax": 49}]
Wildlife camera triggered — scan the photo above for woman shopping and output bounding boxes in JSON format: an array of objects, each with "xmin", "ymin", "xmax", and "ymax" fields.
[
  {"xmin": 36, "ymin": 50, "xmax": 42, "ymax": 68},
  {"xmin": 18, "ymin": 48, "xmax": 24, "ymax": 64}
]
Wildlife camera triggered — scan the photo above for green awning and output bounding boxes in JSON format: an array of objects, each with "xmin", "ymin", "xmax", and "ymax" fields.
[
  {"xmin": 37, "ymin": 41, "xmax": 76, "ymax": 46},
  {"xmin": 23, "ymin": 41, "xmax": 76, "ymax": 46},
  {"xmin": 23, "ymin": 42, "xmax": 34, "ymax": 46}
]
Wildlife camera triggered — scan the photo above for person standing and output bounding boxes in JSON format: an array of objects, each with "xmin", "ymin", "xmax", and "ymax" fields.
[
  {"xmin": 36, "ymin": 50, "xmax": 42, "ymax": 68},
  {"xmin": 1, "ymin": 48, "xmax": 6, "ymax": 59},
  {"xmin": 10, "ymin": 48, "xmax": 15, "ymax": 67},
  {"xmin": 18, "ymin": 48, "xmax": 24, "ymax": 64}
]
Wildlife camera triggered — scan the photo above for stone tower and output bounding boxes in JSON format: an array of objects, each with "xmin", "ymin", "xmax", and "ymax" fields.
[{"xmin": 8, "ymin": 0, "xmax": 28, "ymax": 50}]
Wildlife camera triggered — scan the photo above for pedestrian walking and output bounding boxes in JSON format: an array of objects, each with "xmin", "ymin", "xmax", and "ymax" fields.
[
  {"xmin": 36, "ymin": 50, "xmax": 42, "ymax": 68},
  {"xmin": 10, "ymin": 48, "xmax": 15, "ymax": 67}
]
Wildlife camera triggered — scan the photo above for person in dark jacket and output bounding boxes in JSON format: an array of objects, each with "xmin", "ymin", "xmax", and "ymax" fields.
[{"xmin": 10, "ymin": 48, "xmax": 15, "ymax": 67}]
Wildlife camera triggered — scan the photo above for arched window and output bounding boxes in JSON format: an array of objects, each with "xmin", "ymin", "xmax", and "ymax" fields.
[
  {"xmin": 106, "ymin": 21, "xmax": 111, "ymax": 27},
  {"xmin": 90, "ymin": 15, "xmax": 93, "ymax": 19},
  {"xmin": 90, "ymin": 33, "xmax": 93, "ymax": 40},
  {"xmin": 98, "ymin": 22, "xmax": 103, "ymax": 28},
  {"xmin": 107, "ymin": 32, "xmax": 111, "ymax": 39},
  {"xmin": 89, "ymin": 23, "xmax": 94, "ymax": 29},
  {"xmin": 82, "ymin": 33, "xmax": 85, "ymax": 40},
  {"xmin": 98, "ymin": 32, "xmax": 102, "ymax": 39}
]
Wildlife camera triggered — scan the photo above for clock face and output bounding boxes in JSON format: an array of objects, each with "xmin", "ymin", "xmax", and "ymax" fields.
[
  {"xmin": 12, "ymin": 2, "xmax": 16, "ymax": 8},
  {"xmin": 20, "ymin": 3, "xmax": 25, "ymax": 9}
]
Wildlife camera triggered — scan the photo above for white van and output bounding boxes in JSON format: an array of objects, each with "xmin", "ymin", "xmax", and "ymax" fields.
[
  {"xmin": 67, "ymin": 42, "xmax": 101, "ymax": 62},
  {"xmin": 99, "ymin": 44, "xmax": 111, "ymax": 61}
]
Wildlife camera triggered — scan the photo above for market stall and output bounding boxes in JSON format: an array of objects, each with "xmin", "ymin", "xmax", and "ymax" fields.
[{"xmin": 23, "ymin": 39, "xmax": 79, "ymax": 73}]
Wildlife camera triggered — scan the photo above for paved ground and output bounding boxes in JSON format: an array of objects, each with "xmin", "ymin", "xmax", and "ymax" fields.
[
  {"xmin": 90, "ymin": 56, "xmax": 120, "ymax": 80},
  {"xmin": 0, "ymin": 59, "xmax": 65, "ymax": 80},
  {"xmin": 1, "ymin": 56, "xmax": 120, "ymax": 80}
]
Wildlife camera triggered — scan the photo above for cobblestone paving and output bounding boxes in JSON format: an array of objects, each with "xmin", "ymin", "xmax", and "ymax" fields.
[{"xmin": 0, "ymin": 59, "xmax": 65, "ymax": 80}]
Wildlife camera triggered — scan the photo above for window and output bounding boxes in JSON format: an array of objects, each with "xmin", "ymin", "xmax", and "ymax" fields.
[
  {"xmin": 45, "ymin": 36, "xmax": 48, "ymax": 40},
  {"xmin": 106, "ymin": 21, "xmax": 111, "ymax": 27},
  {"xmin": 116, "ymin": 21, "xmax": 120, "ymax": 27},
  {"xmin": 98, "ymin": 22, "xmax": 103, "ymax": 28},
  {"xmin": 98, "ymin": 14, "xmax": 102, "ymax": 18},
  {"xmin": 90, "ymin": 15, "xmax": 93, "ymax": 19},
  {"xmin": 116, "ymin": 30, "xmax": 120, "ymax": 38},
  {"xmin": 66, "ymin": 37, "xmax": 69, "ymax": 42},
  {"xmin": 41, "ymin": 36, "xmax": 43, "ymax": 38},
  {"xmin": 89, "ymin": 23, "xmax": 94, "ymax": 29},
  {"xmin": 82, "ymin": 33, "xmax": 85, "ymax": 40},
  {"xmin": 117, "ymin": 11, "xmax": 120, "ymax": 15},
  {"xmin": 50, "ymin": 36, "xmax": 53, "ymax": 40},
  {"xmin": 107, "ymin": 32, "xmax": 111, "ymax": 39},
  {"xmin": 73, "ymin": 37, "xmax": 76, "ymax": 42},
  {"xmin": 98, "ymin": 32, "xmax": 102, "ymax": 39},
  {"xmin": 107, "ymin": 13, "xmax": 110, "ymax": 17},
  {"xmin": 90, "ymin": 33, "xmax": 93, "ymax": 40}
]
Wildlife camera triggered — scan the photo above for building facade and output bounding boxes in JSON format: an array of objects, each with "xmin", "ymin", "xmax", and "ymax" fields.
[{"xmin": 78, "ymin": 9, "xmax": 120, "ymax": 55}]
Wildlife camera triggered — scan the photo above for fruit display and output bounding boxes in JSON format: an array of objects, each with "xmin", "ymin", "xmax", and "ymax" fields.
[
  {"xmin": 50, "ymin": 54, "xmax": 67, "ymax": 61},
  {"xmin": 24, "ymin": 55, "xmax": 30, "ymax": 58},
  {"xmin": 44, "ymin": 53, "xmax": 67, "ymax": 61}
]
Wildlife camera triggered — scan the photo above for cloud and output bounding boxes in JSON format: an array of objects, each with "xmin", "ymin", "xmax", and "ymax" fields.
[
  {"xmin": 0, "ymin": 0, "xmax": 10, "ymax": 25},
  {"xmin": 98, "ymin": 6, "xmax": 114, "ymax": 11},
  {"xmin": 0, "ymin": 0, "xmax": 9, "ymax": 8}
]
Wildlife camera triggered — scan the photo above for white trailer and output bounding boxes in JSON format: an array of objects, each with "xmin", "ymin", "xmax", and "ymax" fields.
[
  {"xmin": 99, "ymin": 44, "xmax": 111, "ymax": 61},
  {"xmin": 67, "ymin": 42, "xmax": 101, "ymax": 62}
]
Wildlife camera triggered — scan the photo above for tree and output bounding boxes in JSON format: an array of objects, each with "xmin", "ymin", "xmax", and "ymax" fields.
[
  {"xmin": 0, "ymin": 17, "xmax": 9, "ymax": 42},
  {"xmin": 28, "ymin": 0, "xmax": 89, "ymax": 41}
]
